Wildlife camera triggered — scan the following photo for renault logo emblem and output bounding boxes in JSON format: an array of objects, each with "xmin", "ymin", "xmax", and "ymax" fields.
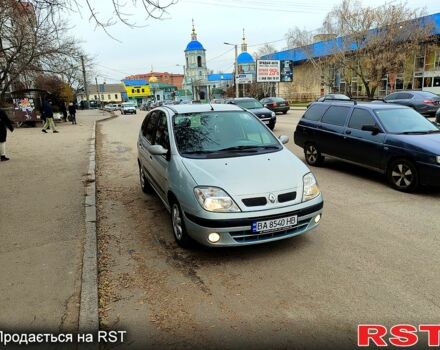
[{"xmin": 268, "ymin": 193, "xmax": 276, "ymax": 203}]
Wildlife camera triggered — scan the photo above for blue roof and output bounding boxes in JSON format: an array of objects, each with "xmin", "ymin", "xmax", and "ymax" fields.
[
  {"xmin": 237, "ymin": 52, "xmax": 255, "ymax": 64},
  {"xmin": 185, "ymin": 40, "xmax": 205, "ymax": 52},
  {"xmin": 262, "ymin": 12, "xmax": 440, "ymax": 63},
  {"xmin": 208, "ymin": 73, "xmax": 234, "ymax": 81},
  {"xmin": 122, "ymin": 79, "xmax": 148, "ymax": 86}
]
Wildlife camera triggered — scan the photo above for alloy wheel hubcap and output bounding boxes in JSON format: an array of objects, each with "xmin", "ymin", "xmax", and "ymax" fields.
[
  {"xmin": 172, "ymin": 205, "xmax": 183, "ymax": 240},
  {"xmin": 391, "ymin": 163, "xmax": 413, "ymax": 188},
  {"xmin": 306, "ymin": 146, "xmax": 318, "ymax": 163}
]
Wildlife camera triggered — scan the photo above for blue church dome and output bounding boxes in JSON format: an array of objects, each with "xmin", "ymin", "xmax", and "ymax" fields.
[
  {"xmin": 185, "ymin": 40, "xmax": 205, "ymax": 52},
  {"xmin": 237, "ymin": 51, "xmax": 254, "ymax": 64}
]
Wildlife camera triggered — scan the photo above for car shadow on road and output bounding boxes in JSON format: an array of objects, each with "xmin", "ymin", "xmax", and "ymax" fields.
[{"xmin": 313, "ymin": 157, "xmax": 440, "ymax": 197}]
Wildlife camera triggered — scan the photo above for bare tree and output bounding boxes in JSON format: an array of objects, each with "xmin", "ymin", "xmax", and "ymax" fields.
[
  {"xmin": 253, "ymin": 44, "xmax": 276, "ymax": 60},
  {"xmin": 0, "ymin": 0, "xmax": 88, "ymax": 100},
  {"xmin": 323, "ymin": 0, "xmax": 432, "ymax": 98},
  {"xmin": 285, "ymin": 27, "xmax": 314, "ymax": 49}
]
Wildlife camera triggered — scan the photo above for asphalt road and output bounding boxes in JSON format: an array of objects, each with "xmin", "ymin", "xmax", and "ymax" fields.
[{"xmin": 96, "ymin": 109, "xmax": 440, "ymax": 350}]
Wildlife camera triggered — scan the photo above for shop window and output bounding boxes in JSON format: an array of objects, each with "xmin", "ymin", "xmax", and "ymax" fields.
[
  {"xmin": 395, "ymin": 78, "xmax": 403, "ymax": 90},
  {"xmin": 132, "ymin": 89, "xmax": 135, "ymax": 93},
  {"xmin": 136, "ymin": 89, "xmax": 140, "ymax": 93},
  {"xmin": 142, "ymin": 88, "xmax": 145, "ymax": 93},
  {"xmin": 423, "ymin": 77, "xmax": 433, "ymax": 88},
  {"xmin": 115, "ymin": 94, "xmax": 118, "ymax": 99},
  {"xmin": 434, "ymin": 76, "xmax": 440, "ymax": 87},
  {"xmin": 413, "ymin": 77, "xmax": 423, "ymax": 89},
  {"xmin": 415, "ymin": 56, "xmax": 424, "ymax": 71}
]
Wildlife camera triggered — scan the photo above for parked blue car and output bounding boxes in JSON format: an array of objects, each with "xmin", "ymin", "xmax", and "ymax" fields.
[{"xmin": 294, "ymin": 101, "xmax": 440, "ymax": 192}]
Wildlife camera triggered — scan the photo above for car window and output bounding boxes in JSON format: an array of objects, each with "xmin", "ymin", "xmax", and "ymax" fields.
[
  {"xmin": 141, "ymin": 115, "xmax": 150, "ymax": 136},
  {"xmin": 396, "ymin": 93, "xmax": 412, "ymax": 99},
  {"xmin": 143, "ymin": 111, "xmax": 160, "ymax": 143},
  {"xmin": 303, "ymin": 104, "xmax": 329, "ymax": 121},
  {"xmin": 154, "ymin": 112, "xmax": 170, "ymax": 150},
  {"xmin": 173, "ymin": 111, "xmax": 281, "ymax": 159},
  {"xmin": 384, "ymin": 93, "xmax": 398, "ymax": 101},
  {"xmin": 321, "ymin": 106, "xmax": 351, "ymax": 126},
  {"xmin": 348, "ymin": 108, "xmax": 376, "ymax": 130},
  {"xmin": 374, "ymin": 108, "xmax": 439, "ymax": 133},
  {"xmin": 234, "ymin": 99, "xmax": 264, "ymax": 109}
]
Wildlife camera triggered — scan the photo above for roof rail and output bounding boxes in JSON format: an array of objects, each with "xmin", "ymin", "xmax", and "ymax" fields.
[
  {"xmin": 163, "ymin": 105, "xmax": 178, "ymax": 114},
  {"xmin": 322, "ymin": 97, "xmax": 357, "ymax": 105}
]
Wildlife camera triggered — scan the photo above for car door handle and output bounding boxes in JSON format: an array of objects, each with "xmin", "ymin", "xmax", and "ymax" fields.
[{"xmin": 345, "ymin": 130, "xmax": 351, "ymax": 135}]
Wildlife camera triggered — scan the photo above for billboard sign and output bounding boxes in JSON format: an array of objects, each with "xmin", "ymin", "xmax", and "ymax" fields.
[
  {"xmin": 236, "ymin": 73, "xmax": 253, "ymax": 84},
  {"xmin": 280, "ymin": 60, "xmax": 294, "ymax": 82},
  {"xmin": 257, "ymin": 60, "xmax": 280, "ymax": 82}
]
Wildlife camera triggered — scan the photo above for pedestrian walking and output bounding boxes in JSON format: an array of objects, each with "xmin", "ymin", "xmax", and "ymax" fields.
[
  {"xmin": 41, "ymin": 100, "xmax": 59, "ymax": 133},
  {"xmin": 0, "ymin": 107, "xmax": 14, "ymax": 161},
  {"xmin": 68, "ymin": 102, "xmax": 77, "ymax": 125},
  {"xmin": 60, "ymin": 103, "xmax": 68, "ymax": 122}
]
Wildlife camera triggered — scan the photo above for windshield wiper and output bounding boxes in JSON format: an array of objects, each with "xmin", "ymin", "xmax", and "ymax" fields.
[
  {"xmin": 181, "ymin": 150, "xmax": 215, "ymax": 155},
  {"xmin": 216, "ymin": 145, "xmax": 279, "ymax": 152}
]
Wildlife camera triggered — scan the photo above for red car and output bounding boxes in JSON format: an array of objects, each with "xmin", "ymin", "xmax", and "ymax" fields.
[{"xmin": 260, "ymin": 97, "xmax": 290, "ymax": 114}]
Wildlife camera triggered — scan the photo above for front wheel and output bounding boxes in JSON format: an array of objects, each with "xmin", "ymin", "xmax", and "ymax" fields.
[
  {"xmin": 139, "ymin": 164, "xmax": 152, "ymax": 193},
  {"xmin": 170, "ymin": 201, "xmax": 192, "ymax": 248},
  {"xmin": 387, "ymin": 159, "xmax": 418, "ymax": 192},
  {"xmin": 268, "ymin": 122, "xmax": 275, "ymax": 131},
  {"xmin": 304, "ymin": 143, "xmax": 324, "ymax": 166}
]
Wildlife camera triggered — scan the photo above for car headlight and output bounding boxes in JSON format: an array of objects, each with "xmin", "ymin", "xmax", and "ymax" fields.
[
  {"xmin": 194, "ymin": 187, "xmax": 241, "ymax": 212},
  {"xmin": 271, "ymin": 111, "xmax": 276, "ymax": 117},
  {"xmin": 302, "ymin": 173, "xmax": 321, "ymax": 202}
]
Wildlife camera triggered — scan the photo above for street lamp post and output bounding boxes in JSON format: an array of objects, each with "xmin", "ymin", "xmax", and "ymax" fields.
[{"xmin": 224, "ymin": 42, "xmax": 239, "ymax": 98}]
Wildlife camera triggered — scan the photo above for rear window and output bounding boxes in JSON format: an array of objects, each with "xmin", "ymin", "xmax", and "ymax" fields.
[
  {"xmin": 272, "ymin": 97, "xmax": 285, "ymax": 102},
  {"xmin": 321, "ymin": 106, "xmax": 351, "ymax": 126},
  {"xmin": 303, "ymin": 104, "xmax": 329, "ymax": 121},
  {"xmin": 396, "ymin": 93, "xmax": 413, "ymax": 99}
]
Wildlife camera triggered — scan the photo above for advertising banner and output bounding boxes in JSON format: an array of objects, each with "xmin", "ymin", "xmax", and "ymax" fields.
[
  {"xmin": 257, "ymin": 60, "xmax": 280, "ymax": 82},
  {"xmin": 280, "ymin": 60, "xmax": 294, "ymax": 82},
  {"xmin": 236, "ymin": 73, "xmax": 253, "ymax": 84}
]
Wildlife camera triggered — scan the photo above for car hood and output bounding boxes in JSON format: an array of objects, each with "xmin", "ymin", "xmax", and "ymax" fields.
[
  {"xmin": 386, "ymin": 133, "xmax": 440, "ymax": 154},
  {"xmin": 246, "ymin": 107, "xmax": 273, "ymax": 117},
  {"xmin": 181, "ymin": 149, "xmax": 309, "ymax": 196}
]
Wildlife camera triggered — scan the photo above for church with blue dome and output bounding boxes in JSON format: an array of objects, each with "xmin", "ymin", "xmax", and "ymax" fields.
[
  {"xmin": 237, "ymin": 29, "xmax": 256, "ymax": 77},
  {"xmin": 183, "ymin": 20, "xmax": 209, "ymax": 100}
]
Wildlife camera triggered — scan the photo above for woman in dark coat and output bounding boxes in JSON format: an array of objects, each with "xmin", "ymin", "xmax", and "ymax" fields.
[{"xmin": 0, "ymin": 108, "xmax": 14, "ymax": 161}]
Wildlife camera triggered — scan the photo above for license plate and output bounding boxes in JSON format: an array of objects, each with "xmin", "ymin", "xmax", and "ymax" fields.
[{"xmin": 252, "ymin": 215, "xmax": 298, "ymax": 233}]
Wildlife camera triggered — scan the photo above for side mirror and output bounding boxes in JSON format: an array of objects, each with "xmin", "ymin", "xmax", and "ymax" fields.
[
  {"xmin": 148, "ymin": 145, "xmax": 168, "ymax": 156},
  {"xmin": 279, "ymin": 135, "xmax": 289, "ymax": 144},
  {"xmin": 361, "ymin": 125, "xmax": 381, "ymax": 135}
]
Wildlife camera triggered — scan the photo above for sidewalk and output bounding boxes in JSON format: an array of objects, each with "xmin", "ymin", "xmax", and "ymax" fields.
[{"xmin": 0, "ymin": 109, "xmax": 108, "ymax": 332}]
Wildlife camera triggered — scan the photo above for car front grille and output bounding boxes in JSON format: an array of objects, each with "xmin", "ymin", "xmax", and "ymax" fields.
[
  {"xmin": 242, "ymin": 197, "xmax": 267, "ymax": 207},
  {"xmin": 278, "ymin": 191, "xmax": 296, "ymax": 203},
  {"xmin": 230, "ymin": 218, "xmax": 311, "ymax": 243}
]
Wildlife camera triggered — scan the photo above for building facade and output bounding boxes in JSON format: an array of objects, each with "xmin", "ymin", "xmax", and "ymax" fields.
[
  {"xmin": 124, "ymin": 72, "xmax": 184, "ymax": 89},
  {"xmin": 77, "ymin": 83, "xmax": 126, "ymax": 105},
  {"xmin": 122, "ymin": 79, "xmax": 151, "ymax": 105},
  {"xmin": 262, "ymin": 13, "xmax": 440, "ymax": 101}
]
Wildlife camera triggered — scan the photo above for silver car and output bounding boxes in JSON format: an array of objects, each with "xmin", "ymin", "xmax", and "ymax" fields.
[{"xmin": 137, "ymin": 104, "xmax": 323, "ymax": 247}]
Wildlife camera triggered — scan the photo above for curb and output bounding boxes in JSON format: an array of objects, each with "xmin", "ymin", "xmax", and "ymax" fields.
[
  {"xmin": 79, "ymin": 111, "xmax": 118, "ymax": 333},
  {"xmin": 79, "ymin": 121, "xmax": 99, "ymax": 332}
]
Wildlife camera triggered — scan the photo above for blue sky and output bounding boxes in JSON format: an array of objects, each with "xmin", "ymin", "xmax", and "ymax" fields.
[{"xmin": 69, "ymin": 0, "xmax": 440, "ymax": 83}]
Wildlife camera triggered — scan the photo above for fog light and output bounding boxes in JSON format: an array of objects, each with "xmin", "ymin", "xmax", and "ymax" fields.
[
  {"xmin": 314, "ymin": 214, "xmax": 321, "ymax": 223},
  {"xmin": 208, "ymin": 233, "xmax": 220, "ymax": 243}
]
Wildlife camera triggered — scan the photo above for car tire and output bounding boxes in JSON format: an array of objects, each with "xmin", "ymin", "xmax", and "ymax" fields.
[
  {"xmin": 387, "ymin": 159, "xmax": 418, "ymax": 192},
  {"xmin": 268, "ymin": 122, "xmax": 275, "ymax": 131},
  {"xmin": 304, "ymin": 143, "xmax": 324, "ymax": 166},
  {"xmin": 139, "ymin": 163, "xmax": 152, "ymax": 193},
  {"xmin": 170, "ymin": 200, "xmax": 193, "ymax": 248}
]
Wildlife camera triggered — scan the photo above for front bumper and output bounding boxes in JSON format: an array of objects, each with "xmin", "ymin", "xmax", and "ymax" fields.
[
  {"xmin": 417, "ymin": 161, "xmax": 440, "ymax": 187},
  {"xmin": 183, "ymin": 197, "xmax": 323, "ymax": 247}
]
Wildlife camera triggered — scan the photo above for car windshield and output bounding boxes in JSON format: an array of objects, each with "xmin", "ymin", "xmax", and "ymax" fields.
[
  {"xmin": 374, "ymin": 108, "xmax": 439, "ymax": 134},
  {"xmin": 173, "ymin": 111, "xmax": 281, "ymax": 159},
  {"xmin": 234, "ymin": 99, "xmax": 264, "ymax": 109}
]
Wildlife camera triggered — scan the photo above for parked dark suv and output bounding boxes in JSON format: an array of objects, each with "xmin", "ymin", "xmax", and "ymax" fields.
[
  {"xmin": 383, "ymin": 91, "xmax": 440, "ymax": 117},
  {"xmin": 227, "ymin": 98, "xmax": 277, "ymax": 130},
  {"xmin": 294, "ymin": 101, "xmax": 440, "ymax": 192}
]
